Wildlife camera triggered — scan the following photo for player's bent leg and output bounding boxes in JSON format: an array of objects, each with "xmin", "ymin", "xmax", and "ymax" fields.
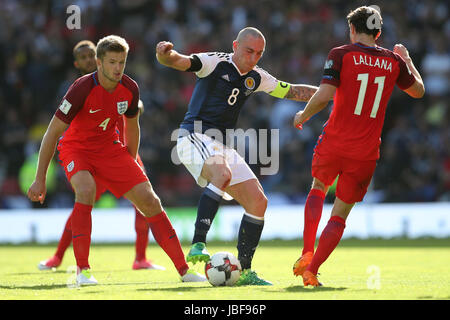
[
  {"xmin": 311, "ymin": 177, "xmax": 329, "ymax": 194},
  {"xmin": 225, "ymin": 179, "xmax": 271, "ymax": 286},
  {"xmin": 134, "ymin": 207, "xmax": 149, "ymax": 262},
  {"xmin": 124, "ymin": 181, "xmax": 163, "ymax": 218},
  {"xmin": 186, "ymin": 156, "xmax": 231, "ymax": 264},
  {"xmin": 303, "ymin": 196, "xmax": 352, "ymax": 285},
  {"xmin": 70, "ymin": 170, "xmax": 97, "ymax": 205},
  {"xmin": 132, "ymin": 207, "xmax": 166, "ymax": 271},
  {"xmin": 330, "ymin": 196, "xmax": 354, "ymax": 221},
  {"xmin": 125, "ymin": 181, "xmax": 206, "ymax": 282},
  {"xmin": 225, "ymin": 178, "xmax": 267, "ymax": 218},
  {"xmin": 294, "ymin": 177, "xmax": 329, "ymax": 276}
]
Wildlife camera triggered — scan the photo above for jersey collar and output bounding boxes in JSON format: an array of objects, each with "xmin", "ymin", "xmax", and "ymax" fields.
[
  {"xmin": 230, "ymin": 53, "xmax": 250, "ymax": 76},
  {"xmin": 354, "ymin": 42, "xmax": 379, "ymax": 50},
  {"xmin": 92, "ymin": 71, "xmax": 99, "ymax": 85}
]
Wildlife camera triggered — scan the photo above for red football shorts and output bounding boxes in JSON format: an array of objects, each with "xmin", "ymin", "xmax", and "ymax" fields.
[
  {"xmin": 92, "ymin": 153, "xmax": 145, "ymax": 201},
  {"xmin": 311, "ymin": 150, "xmax": 377, "ymax": 204},
  {"xmin": 59, "ymin": 145, "xmax": 148, "ymax": 199}
]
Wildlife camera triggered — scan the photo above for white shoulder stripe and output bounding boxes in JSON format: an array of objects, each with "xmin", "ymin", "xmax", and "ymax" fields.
[
  {"xmin": 194, "ymin": 52, "xmax": 232, "ymax": 78},
  {"xmin": 253, "ymin": 65, "xmax": 278, "ymax": 93}
]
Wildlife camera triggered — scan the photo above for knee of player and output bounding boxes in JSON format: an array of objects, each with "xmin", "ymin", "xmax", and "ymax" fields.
[
  {"xmin": 146, "ymin": 194, "xmax": 162, "ymax": 213},
  {"xmin": 258, "ymin": 193, "xmax": 268, "ymax": 212},
  {"xmin": 249, "ymin": 192, "xmax": 268, "ymax": 216},
  {"xmin": 74, "ymin": 184, "xmax": 96, "ymax": 203},
  {"xmin": 311, "ymin": 178, "xmax": 328, "ymax": 193}
]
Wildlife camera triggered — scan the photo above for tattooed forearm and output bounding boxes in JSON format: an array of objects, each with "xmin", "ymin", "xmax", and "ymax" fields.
[{"xmin": 284, "ymin": 84, "xmax": 318, "ymax": 102}]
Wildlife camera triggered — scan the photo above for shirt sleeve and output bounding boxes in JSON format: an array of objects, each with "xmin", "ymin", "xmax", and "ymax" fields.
[
  {"xmin": 254, "ymin": 66, "xmax": 278, "ymax": 93},
  {"xmin": 320, "ymin": 47, "xmax": 345, "ymax": 87},
  {"xmin": 123, "ymin": 77, "xmax": 140, "ymax": 118},
  {"xmin": 54, "ymin": 77, "xmax": 92, "ymax": 124},
  {"xmin": 185, "ymin": 55, "xmax": 202, "ymax": 72},
  {"xmin": 395, "ymin": 54, "xmax": 416, "ymax": 90},
  {"xmin": 193, "ymin": 52, "xmax": 225, "ymax": 78}
]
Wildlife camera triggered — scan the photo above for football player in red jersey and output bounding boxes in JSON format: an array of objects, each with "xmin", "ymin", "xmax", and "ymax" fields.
[
  {"xmin": 37, "ymin": 40, "xmax": 165, "ymax": 272},
  {"xmin": 28, "ymin": 35, "xmax": 205, "ymax": 285},
  {"xmin": 292, "ymin": 6, "xmax": 425, "ymax": 286}
]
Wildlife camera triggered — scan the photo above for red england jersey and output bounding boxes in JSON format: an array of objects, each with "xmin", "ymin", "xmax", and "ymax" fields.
[
  {"xmin": 55, "ymin": 72, "xmax": 139, "ymax": 153},
  {"xmin": 316, "ymin": 42, "xmax": 415, "ymax": 160}
]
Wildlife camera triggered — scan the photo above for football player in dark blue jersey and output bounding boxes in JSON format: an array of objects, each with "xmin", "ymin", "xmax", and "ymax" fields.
[{"xmin": 156, "ymin": 27, "xmax": 318, "ymax": 285}]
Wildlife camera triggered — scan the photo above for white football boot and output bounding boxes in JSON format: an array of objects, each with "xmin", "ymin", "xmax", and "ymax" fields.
[
  {"xmin": 181, "ymin": 269, "xmax": 207, "ymax": 282},
  {"xmin": 76, "ymin": 269, "xmax": 98, "ymax": 286}
]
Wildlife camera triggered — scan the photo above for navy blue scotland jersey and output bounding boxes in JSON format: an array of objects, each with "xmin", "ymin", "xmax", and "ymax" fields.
[{"xmin": 180, "ymin": 52, "xmax": 279, "ymax": 136}]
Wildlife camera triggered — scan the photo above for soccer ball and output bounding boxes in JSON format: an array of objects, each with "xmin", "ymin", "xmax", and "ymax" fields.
[{"xmin": 205, "ymin": 252, "xmax": 242, "ymax": 286}]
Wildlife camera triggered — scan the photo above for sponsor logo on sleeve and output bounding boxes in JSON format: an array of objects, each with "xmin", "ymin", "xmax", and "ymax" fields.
[
  {"xmin": 59, "ymin": 99, "xmax": 72, "ymax": 115},
  {"xmin": 324, "ymin": 59, "xmax": 334, "ymax": 69}
]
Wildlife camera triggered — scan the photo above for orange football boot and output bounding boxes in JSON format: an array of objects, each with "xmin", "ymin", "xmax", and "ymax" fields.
[
  {"xmin": 293, "ymin": 251, "xmax": 313, "ymax": 276},
  {"xmin": 302, "ymin": 270, "xmax": 322, "ymax": 287}
]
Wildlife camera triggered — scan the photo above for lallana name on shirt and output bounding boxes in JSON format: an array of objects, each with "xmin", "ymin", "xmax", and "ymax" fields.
[{"xmin": 353, "ymin": 54, "xmax": 392, "ymax": 72}]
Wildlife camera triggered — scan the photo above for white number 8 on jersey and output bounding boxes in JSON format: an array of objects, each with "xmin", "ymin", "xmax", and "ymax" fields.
[{"xmin": 227, "ymin": 88, "xmax": 240, "ymax": 106}]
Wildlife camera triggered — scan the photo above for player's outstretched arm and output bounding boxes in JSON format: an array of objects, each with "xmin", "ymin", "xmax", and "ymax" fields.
[
  {"xmin": 284, "ymin": 84, "xmax": 319, "ymax": 102},
  {"xmin": 27, "ymin": 116, "xmax": 68, "ymax": 204},
  {"xmin": 293, "ymin": 83, "xmax": 336, "ymax": 129},
  {"xmin": 269, "ymin": 81, "xmax": 318, "ymax": 102},
  {"xmin": 155, "ymin": 41, "xmax": 192, "ymax": 71},
  {"xmin": 394, "ymin": 44, "xmax": 425, "ymax": 99}
]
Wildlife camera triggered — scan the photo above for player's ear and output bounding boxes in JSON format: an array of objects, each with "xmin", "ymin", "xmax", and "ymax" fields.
[
  {"xmin": 74, "ymin": 61, "xmax": 79, "ymax": 69},
  {"xmin": 374, "ymin": 30, "xmax": 381, "ymax": 41},
  {"xmin": 232, "ymin": 40, "xmax": 238, "ymax": 52}
]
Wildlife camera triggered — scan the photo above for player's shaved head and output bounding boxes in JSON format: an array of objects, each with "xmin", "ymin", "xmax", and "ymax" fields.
[
  {"xmin": 73, "ymin": 40, "xmax": 96, "ymax": 75},
  {"xmin": 236, "ymin": 27, "xmax": 265, "ymax": 45},
  {"xmin": 232, "ymin": 27, "xmax": 266, "ymax": 74}
]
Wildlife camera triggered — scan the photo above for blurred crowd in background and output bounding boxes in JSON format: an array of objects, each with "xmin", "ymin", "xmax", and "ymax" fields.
[{"xmin": 0, "ymin": 0, "xmax": 448, "ymax": 209}]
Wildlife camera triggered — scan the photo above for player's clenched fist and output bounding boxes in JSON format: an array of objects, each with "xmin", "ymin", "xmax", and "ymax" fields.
[
  {"xmin": 393, "ymin": 44, "xmax": 410, "ymax": 61},
  {"xmin": 27, "ymin": 180, "xmax": 46, "ymax": 204},
  {"xmin": 155, "ymin": 41, "xmax": 192, "ymax": 71},
  {"xmin": 156, "ymin": 41, "xmax": 174, "ymax": 56},
  {"xmin": 293, "ymin": 110, "xmax": 309, "ymax": 130}
]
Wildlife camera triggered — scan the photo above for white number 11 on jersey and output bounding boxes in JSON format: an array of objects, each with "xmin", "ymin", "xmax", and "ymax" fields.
[{"xmin": 354, "ymin": 73, "xmax": 385, "ymax": 118}]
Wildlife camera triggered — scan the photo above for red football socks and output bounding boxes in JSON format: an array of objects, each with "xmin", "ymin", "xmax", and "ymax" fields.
[
  {"xmin": 134, "ymin": 207, "xmax": 149, "ymax": 261},
  {"xmin": 71, "ymin": 202, "xmax": 93, "ymax": 270},
  {"xmin": 54, "ymin": 213, "xmax": 73, "ymax": 260},
  {"xmin": 146, "ymin": 211, "xmax": 188, "ymax": 276},
  {"xmin": 307, "ymin": 215, "xmax": 346, "ymax": 275},
  {"xmin": 302, "ymin": 188, "xmax": 326, "ymax": 255}
]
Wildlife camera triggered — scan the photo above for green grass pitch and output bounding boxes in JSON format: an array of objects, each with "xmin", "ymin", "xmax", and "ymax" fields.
[{"xmin": 0, "ymin": 239, "xmax": 449, "ymax": 300}]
